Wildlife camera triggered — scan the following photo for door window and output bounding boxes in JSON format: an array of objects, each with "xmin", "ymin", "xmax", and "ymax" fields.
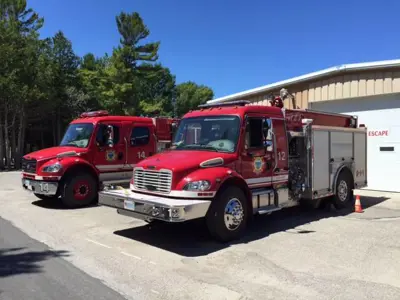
[
  {"xmin": 245, "ymin": 117, "xmax": 273, "ymax": 151},
  {"xmin": 380, "ymin": 146, "xmax": 394, "ymax": 152},
  {"xmin": 130, "ymin": 127, "xmax": 150, "ymax": 146},
  {"xmin": 246, "ymin": 118, "xmax": 263, "ymax": 149},
  {"xmin": 95, "ymin": 124, "xmax": 120, "ymax": 146}
]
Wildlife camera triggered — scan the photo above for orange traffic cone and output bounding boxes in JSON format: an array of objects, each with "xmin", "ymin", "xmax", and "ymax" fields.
[{"xmin": 354, "ymin": 195, "xmax": 363, "ymax": 213}]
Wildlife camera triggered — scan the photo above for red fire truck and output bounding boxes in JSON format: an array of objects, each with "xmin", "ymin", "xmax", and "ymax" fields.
[
  {"xmin": 98, "ymin": 90, "xmax": 368, "ymax": 242},
  {"xmin": 21, "ymin": 110, "xmax": 178, "ymax": 208}
]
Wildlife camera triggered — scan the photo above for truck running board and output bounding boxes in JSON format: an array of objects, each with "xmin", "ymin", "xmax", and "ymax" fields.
[
  {"xmin": 257, "ymin": 205, "xmax": 281, "ymax": 215},
  {"xmin": 251, "ymin": 187, "xmax": 280, "ymax": 214}
]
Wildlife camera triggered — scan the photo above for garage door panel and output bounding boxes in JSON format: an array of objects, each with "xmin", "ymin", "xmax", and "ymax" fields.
[
  {"xmin": 310, "ymin": 94, "xmax": 400, "ymax": 192},
  {"xmin": 370, "ymin": 142, "xmax": 399, "ymax": 192}
]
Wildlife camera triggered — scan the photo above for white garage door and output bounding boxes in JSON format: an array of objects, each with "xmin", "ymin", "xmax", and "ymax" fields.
[{"xmin": 310, "ymin": 93, "xmax": 400, "ymax": 192}]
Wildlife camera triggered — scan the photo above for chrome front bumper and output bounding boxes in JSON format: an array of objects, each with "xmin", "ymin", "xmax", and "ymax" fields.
[
  {"xmin": 98, "ymin": 189, "xmax": 211, "ymax": 222},
  {"xmin": 21, "ymin": 178, "xmax": 58, "ymax": 196}
]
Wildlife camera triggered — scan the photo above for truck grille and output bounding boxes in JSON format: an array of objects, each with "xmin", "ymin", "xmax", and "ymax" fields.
[
  {"xmin": 134, "ymin": 168, "xmax": 172, "ymax": 194},
  {"xmin": 22, "ymin": 158, "xmax": 37, "ymax": 173}
]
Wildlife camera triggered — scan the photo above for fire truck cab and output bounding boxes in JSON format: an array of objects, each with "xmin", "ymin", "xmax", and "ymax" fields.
[
  {"xmin": 21, "ymin": 110, "xmax": 178, "ymax": 208},
  {"xmin": 99, "ymin": 92, "xmax": 368, "ymax": 242}
]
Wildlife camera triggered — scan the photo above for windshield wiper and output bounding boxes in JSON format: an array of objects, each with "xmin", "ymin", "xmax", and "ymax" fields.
[
  {"xmin": 201, "ymin": 145, "xmax": 221, "ymax": 152},
  {"xmin": 181, "ymin": 144, "xmax": 221, "ymax": 152}
]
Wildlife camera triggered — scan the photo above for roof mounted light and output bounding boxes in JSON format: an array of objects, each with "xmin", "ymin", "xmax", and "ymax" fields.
[
  {"xmin": 80, "ymin": 110, "xmax": 109, "ymax": 118},
  {"xmin": 198, "ymin": 100, "xmax": 251, "ymax": 109}
]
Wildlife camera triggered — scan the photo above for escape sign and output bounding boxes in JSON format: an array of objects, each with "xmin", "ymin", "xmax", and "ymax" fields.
[{"xmin": 368, "ymin": 130, "xmax": 389, "ymax": 137}]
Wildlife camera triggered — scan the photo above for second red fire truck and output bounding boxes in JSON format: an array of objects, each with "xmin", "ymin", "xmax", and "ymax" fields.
[
  {"xmin": 99, "ymin": 89, "xmax": 368, "ymax": 242},
  {"xmin": 21, "ymin": 110, "xmax": 178, "ymax": 208}
]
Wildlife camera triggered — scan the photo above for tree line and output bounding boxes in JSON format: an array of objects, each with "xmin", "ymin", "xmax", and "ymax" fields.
[{"xmin": 0, "ymin": 0, "xmax": 214, "ymax": 170}]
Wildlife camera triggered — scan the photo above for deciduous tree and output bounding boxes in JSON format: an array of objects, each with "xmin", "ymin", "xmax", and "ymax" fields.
[
  {"xmin": 0, "ymin": 6, "xmax": 214, "ymax": 169},
  {"xmin": 175, "ymin": 82, "xmax": 214, "ymax": 117}
]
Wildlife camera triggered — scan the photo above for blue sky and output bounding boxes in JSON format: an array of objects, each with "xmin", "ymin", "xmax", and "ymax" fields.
[{"xmin": 30, "ymin": 0, "xmax": 400, "ymax": 99}]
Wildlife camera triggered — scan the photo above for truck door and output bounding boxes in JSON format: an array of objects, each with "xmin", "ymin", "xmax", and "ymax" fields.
[
  {"xmin": 93, "ymin": 121, "xmax": 125, "ymax": 175},
  {"xmin": 241, "ymin": 115, "xmax": 274, "ymax": 188},
  {"xmin": 271, "ymin": 118, "xmax": 290, "ymax": 207},
  {"xmin": 128, "ymin": 123, "xmax": 155, "ymax": 166},
  {"xmin": 270, "ymin": 118, "xmax": 289, "ymax": 182}
]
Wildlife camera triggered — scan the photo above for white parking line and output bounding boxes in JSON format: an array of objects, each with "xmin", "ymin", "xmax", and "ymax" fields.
[
  {"xmin": 85, "ymin": 238, "xmax": 112, "ymax": 249},
  {"xmin": 121, "ymin": 251, "xmax": 142, "ymax": 260}
]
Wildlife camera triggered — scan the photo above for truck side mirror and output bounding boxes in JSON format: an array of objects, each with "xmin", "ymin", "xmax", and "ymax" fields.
[
  {"xmin": 171, "ymin": 122, "xmax": 178, "ymax": 137},
  {"xmin": 263, "ymin": 119, "xmax": 272, "ymax": 140},
  {"xmin": 263, "ymin": 118, "xmax": 273, "ymax": 152},
  {"xmin": 106, "ymin": 125, "xmax": 114, "ymax": 148}
]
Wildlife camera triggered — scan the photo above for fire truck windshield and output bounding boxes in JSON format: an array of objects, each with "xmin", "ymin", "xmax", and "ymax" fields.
[
  {"xmin": 60, "ymin": 123, "xmax": 94, "ymax": 148},
  {"xmin": 172, "ymin": 115, "xmax": 240, "ymax": 153}
]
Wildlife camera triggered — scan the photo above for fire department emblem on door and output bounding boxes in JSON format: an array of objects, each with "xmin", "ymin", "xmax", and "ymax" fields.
[
  {"xmin": 253, "ymin": 157, "xmax": 265, "ymax": 174},
  {"xmin": 105, "ymin": 150, "xmax": 116, "ymax": 161}
]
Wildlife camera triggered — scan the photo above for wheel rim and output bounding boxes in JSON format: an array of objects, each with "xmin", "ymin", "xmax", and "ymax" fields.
[
  {"xmin": 224, "ymin": 198, "xmax": 244, "ymax": 231},
  {"xmin": 338, "ymin": 180, "xmax": 348, "ymax": 202},
  {"xmin": 73, "ymin": 180, "xmax": 90, "ymax": 201}
]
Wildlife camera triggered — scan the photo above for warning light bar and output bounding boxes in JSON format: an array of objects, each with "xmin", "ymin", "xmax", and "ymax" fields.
[
  {"xmin": 198, "ymin": 100, "xmax": 250, "ymax": 109},
  {"xmin": 80, "ymin": 110, "xmax": 109, "ymax": 118}
]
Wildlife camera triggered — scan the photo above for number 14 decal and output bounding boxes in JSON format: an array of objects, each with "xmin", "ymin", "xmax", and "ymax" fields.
[{"xmin": 137, "ymin": 151, "xmax": 146, "ymax": 159}]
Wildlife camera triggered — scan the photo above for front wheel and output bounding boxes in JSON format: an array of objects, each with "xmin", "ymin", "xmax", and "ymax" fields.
[
  {"xmin": 61, "ymin": 173, "xmax": 97, "ymax": 208},
  {"xmin": 206, "ymin": 186, "xmax": 248, "ymax": 242}
]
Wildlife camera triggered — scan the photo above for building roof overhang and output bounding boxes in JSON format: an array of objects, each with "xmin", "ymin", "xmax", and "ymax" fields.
[{"xmin": 207, "ymin": 59, "xmax": 400, "ymax": 104}]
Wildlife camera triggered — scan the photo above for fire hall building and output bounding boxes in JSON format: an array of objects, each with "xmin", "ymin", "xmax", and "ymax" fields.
[{"xmin": 207, "ymin": 59, "xmax": 400, "ymax": 193}]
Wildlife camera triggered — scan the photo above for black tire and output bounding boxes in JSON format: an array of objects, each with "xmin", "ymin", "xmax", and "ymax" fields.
[
  {"xmin": 34, "ymin": 193, "xmax": 58, "ymax": 201},
  {"xmin": 61, "ymin": 172, "xmax": 97, "ymax": 208},
  {"xmin": 332, "ymin": 169, "xmax": 354, "ymax": 209},
  {"xmin": 206, "ymin": 186, "xmax": 248, "ymax": 243}
]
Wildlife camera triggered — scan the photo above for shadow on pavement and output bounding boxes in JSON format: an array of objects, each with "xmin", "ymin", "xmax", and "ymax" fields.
[
  {"xmin": 31, "ymin": 199, "xmax": 98, "ymax": 210},
  {"xmin": 0, "ymin": 247, "xmax": 69, "ymax": 277},
  {"xmin": 113, "ymin": 195, "xmax": 389, "ymax": 257}
]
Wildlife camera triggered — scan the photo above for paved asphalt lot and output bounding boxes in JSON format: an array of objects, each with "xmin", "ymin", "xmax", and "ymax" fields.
[
  {"xmin": 1, "ymin": 171, "xmax": 400, "ymax": 300},
  {"xmin": 0, "ymin": 216, "xmax": 127, "ymax": 300}
]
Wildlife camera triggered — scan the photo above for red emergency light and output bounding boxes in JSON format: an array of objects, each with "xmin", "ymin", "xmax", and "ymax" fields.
[{"xmin": 80, "ymin": 110, "xmax": 109, "ymax": 118}]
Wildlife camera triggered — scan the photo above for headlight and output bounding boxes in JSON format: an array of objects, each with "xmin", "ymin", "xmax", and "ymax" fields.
[
  {"xmin": 183, "ymin": 180, "xmax": 211, "ymax": 191},
  {"xmin": 42, "ymin": 163, "xmax": 62, "ymax": 173}
]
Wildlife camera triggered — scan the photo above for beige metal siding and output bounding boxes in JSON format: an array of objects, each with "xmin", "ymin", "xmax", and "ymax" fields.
[
  {"xmin": 384, "ymin": 72, "xmax": 392, "ymax": 93},
  {"xmin": 393, "ymin": 71, "xmax": 400, "ymax": 92},
  {"xmin": 241, "ymin": 68, "xmax": 400, "ymax": 109},
  {"xmin": 245, "ymin": 87, "xmax": 309, "ymax": 109},
  {"xmin": 308, "ymin": 70, "xmax": 400, "ymax": 103}
]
